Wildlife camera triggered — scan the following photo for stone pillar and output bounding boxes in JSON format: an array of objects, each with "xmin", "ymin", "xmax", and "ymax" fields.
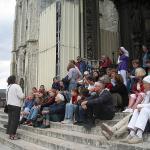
[{"xmin": 60, "ymin": 0, "xmax": 80, "ymax": 78}]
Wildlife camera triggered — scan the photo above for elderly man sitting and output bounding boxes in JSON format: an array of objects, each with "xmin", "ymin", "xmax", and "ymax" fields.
[{"xmin": 81, "ymin": 81, "xmax": 115, "ymax": 129}]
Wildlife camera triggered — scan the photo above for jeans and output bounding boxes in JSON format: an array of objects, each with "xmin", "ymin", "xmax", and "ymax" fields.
[
  {"xmin": 27, "ymin": 107, "xmax": 40, "ymax": 121},
  {"xmin": 65, "ymin": 103, "xmax": 77, "ymax": 120}
]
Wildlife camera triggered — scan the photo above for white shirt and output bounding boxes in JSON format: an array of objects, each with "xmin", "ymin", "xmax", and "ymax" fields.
[{"xmin": 7, "ymin": 84, "xmax": 25, "ymax": 107}]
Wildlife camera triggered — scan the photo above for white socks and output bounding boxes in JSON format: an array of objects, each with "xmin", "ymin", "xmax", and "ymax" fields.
[
  {"xmin": 136, "ymin": 129, "xmax": 143, "ymax": 138},
  {"xmin": 130, "ymin": 130, "xmax": 136, "ymax": 137}
]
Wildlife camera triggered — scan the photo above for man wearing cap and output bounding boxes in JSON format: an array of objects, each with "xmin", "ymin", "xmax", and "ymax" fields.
[
  {"xmin": 117, "ymin": 47, "xmax": 129, "ymax": 86},
  {"xmin": 122, "ymin": 75, "xmax": 150, "ymax": 144}
]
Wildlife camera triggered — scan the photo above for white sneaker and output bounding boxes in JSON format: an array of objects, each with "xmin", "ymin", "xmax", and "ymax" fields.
[
  {"xmin": 128, "ymin": 135, "xmax": 143, "ymax": 144},
  {"xmin": 61, "ymin": 119, "xmax": 73, "ymax": 124},
  {"xmin": 120, "ymin": 135, "xmax": 133, "ymax": 143},
  {"xmin": 123, "ymin": 108, "xmax": 133, "ymax": 113}
]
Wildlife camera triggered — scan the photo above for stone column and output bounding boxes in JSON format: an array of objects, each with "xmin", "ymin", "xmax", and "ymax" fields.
[{"xmin": 60, "ymin": 0, "xmax": 80, "ymax": 78}]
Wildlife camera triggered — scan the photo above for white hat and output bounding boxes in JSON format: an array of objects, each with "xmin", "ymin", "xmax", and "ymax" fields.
[
  {"xmin": 120, "ymin": 47, "xmax": 129, "ymax": 57},
  {"xmin": 143, "ymin": 75, "xmax": 150, "ymax": 84}
]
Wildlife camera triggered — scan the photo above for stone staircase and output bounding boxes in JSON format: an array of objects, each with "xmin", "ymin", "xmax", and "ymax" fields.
[{"xmin": 0, "ymin": 109, "xmax": 149, "ymax": 150}]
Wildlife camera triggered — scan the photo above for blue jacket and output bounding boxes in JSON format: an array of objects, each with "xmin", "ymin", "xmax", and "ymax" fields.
[{"xmin": 23, "ymin": 99, "xmax": 35, "ymax": 110}]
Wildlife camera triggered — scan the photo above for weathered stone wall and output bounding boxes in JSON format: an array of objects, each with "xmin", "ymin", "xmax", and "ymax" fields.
[{"xmin": 11, "ymin": 0, "xmax": 42, "ymax": 94}]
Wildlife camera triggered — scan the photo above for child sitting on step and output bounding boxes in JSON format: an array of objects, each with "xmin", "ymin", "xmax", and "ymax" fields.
[{"xmin": 61, "ymin": 88, "xmax": 81, "ymax": 124}]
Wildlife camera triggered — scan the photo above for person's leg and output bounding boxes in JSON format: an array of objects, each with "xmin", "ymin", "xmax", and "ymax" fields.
[
  {"xmin": 8, "ymin": 106, "xmax": 21, "ymax": 139},
  {"xmin": 128, "ymin": 108, "xmax": 150, "ymax": 144},
  {"xmin": 64, "ymin": 103, "xmax": 70, "ymax": 119},
  {"xmin": 30, "ymin": 108, "xmax": 39, "ymax": 121},
  {"xmin": 119, "ymin": 70, "xmax": 127, "ymax": 86},
  {"xmin": 128, "ymin": 94, "xmax": 136, "ymax": 108},
  {"xmin": 27, "ymin": 107, "xmax": 34, "ymax": 120},
  {"xmin": 128, "ymin": 109, "xmax": 139, "ymax": 131},
  {"xmin": 101, "ymin": 113, "xmax": 132, "ymax": 138},
  {"xmin": 132, "ymin": 93, "xmax": 145, "ymax": 110},
  {"xmin": 7, "ymin": 105, "xmax": 13, "ymax": 135},
  {"xmin": 74, "ymin": 105, "xmax": 80, "ymax": 122}
]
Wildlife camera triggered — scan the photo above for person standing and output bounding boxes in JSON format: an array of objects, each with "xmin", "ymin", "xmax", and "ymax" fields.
[
  {"xmin": 142, "ymin": 45, "xmax": 150, "ymax": 74},
  {"xmin": 76, "ymin": 56, "xmax": 87, "ymax": 75},
  {"xmin": 6, "ymin": 75, "xmax": 24, "ymax": 140},
  {"xmin": 117, "ymin": 47, "xmax": 129, "ymax": 86}
]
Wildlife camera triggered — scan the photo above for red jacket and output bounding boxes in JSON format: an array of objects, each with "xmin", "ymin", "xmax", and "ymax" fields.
[{"xmin": 131, "ymin": 81, "xmax": 144, "ymax": 93}]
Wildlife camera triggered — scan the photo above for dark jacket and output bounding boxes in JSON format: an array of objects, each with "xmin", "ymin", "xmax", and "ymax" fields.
[
  {"xmin": 87, "ymin": 90, "xmax": 115, "ymax": 119},
  {"xmin": 110, "ymin": 83, "xmax": 129, "ymax": 108},
  {"xmin": 49, "ymin": 102, "xmax": 65, "ymax": 115}
]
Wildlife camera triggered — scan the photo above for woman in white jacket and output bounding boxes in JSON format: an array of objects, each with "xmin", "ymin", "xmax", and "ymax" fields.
[
  {"xmin": 6, "ymin": 75, "xmax": 24, "ymax": 140},
  {"xmin": 122, "ymin": 75, "xmax": 150, "ymax": 144}
]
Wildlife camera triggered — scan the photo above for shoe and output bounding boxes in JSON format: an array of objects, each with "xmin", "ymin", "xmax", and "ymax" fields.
[
  {"xmin": 128, "ymin": 136, "xmax": 143, "ymax": 144},
  {"xmin": 9, "ymin": 135, "xmax": 21, "ymax": 140},
  {"xmin": 61, "ymin": 120, "xmax": 69, "ymax": 124},
  {"xmin": 101, "ymin": 130, "xmax": 111, "ymax": 140},
  {"xmin": 122, "ymin": 108, "xmax": 132, "ymax": 113},
  {"xmin": 73, "ymin": 122, "xmax": 84, "ymax": 126},
  {"xmin": 120, "ymin": 135, "xmax": 133, "ymax": 143},
  {"xmin": 62, "ymin": 119, "xmax": 73, "ymax": 124},
  {"xmin": 101, "ymin": 123, "xmax": 113, "ymax": 136}
]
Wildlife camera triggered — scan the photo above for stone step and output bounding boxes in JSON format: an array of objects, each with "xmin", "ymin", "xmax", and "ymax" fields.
[
  {"xmin": 0, "ymin": 132, "xmax": 48, "ymax": 150},
  {"xmin": 0, "ymin": 117, "xmax": 111, "ymax": 136},
  {"xmin": 20, "ymin": 125, "xmax": 107, "ymax": 148},
  {"xmin": 0, "ymin": 117, "xmax": 108, "ymax": 148},
  {"xmin": 0, "ymin": 125, "xmax": 105, "ymax": 150},
  {"xmin": 1, "ymin": 124, "xmax": 150, "ymax": 150},
  {"xmin": 0, "ymin": 113, "xmax": 150, "ymax": 150}
]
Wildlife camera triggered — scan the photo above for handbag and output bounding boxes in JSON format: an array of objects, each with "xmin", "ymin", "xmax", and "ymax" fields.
[
  {"xmin": 4, "ymin": 85, "xmax": 12, "ymax": 113},
  {"xmin": 4, "ymin": 105, "xmax": 8, "ymax": 113}
]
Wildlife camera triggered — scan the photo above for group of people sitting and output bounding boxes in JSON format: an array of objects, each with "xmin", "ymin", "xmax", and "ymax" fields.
[{"xmin": 17, "ymin": 46, "xmax": 150, "ymax": 144}]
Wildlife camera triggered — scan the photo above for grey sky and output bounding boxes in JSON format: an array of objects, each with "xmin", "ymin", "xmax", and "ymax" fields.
[{"xmin": 0, "ymin": 0, "xmax": 16, "ymax": 88}]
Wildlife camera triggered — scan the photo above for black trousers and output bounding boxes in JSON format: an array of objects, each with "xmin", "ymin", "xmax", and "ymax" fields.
[
  {"xmin": 7, "ymin": 105, "xmax": 21, "ymax": 135},
  {"xmin": 87, "ymin": 105, "xmax": 114, "ymax": 121}
]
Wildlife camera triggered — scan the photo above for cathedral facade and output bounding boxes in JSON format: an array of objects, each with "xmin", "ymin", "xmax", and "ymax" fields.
[{"xmin": 11, "ymin": 0, "xmax": 150, "ymax": 94}]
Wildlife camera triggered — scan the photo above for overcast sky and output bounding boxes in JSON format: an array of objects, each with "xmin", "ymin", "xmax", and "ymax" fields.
[{"xmin": 0, "ymin": 0, "xmax": 16, "ymax": 89}]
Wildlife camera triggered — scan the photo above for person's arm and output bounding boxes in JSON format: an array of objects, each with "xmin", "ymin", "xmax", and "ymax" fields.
[
  {"xmin": 68, "ymin": 69, "xmax": 73, "ymax": 80},
  {"xmin": 16, "ymin": 85, "xmax": 25, "ymax": 99},
  {"xmin": 87, "ymin": 92, "xmax": 110, "ymax": 106}
]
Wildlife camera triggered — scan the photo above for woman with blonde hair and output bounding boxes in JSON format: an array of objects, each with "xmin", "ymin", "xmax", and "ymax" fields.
[{"xmin": 123, "ymin": 68, "xmax": 146, "ymax": 113}]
